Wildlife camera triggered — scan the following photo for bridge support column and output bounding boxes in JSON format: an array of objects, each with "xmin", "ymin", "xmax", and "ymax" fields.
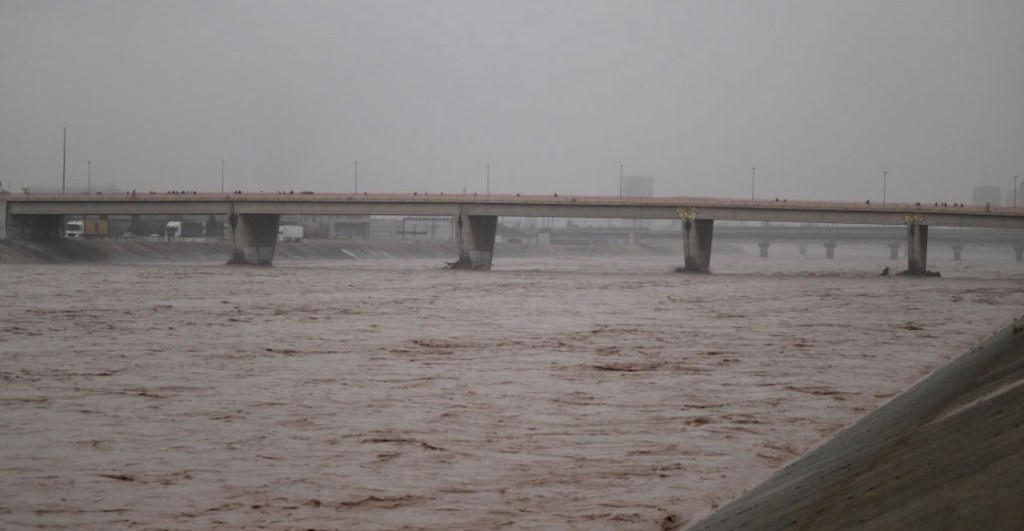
[
  {"xmin": 1015, "ymin": 244, "xmax": 1024, "ymax": 262},
  {"xmin": 889, "ymin": 242, "xmax": 901, "ymax": 260},
  {"xmin": 758, "ymin": 240, "xmax": 770, "ymax": 258},
  {"xmin": 824, "ymin": 241, "xmax": 837, "ymax": 259},
  {"xmin": 5, "ymin": 214, "xmax": 63, "ymax": 241},
  {"xmin": 228, "ymin": 213, "xmax": 279, "ymax": 266},
  {"xmin": 0, "ymin": 199, "xmax": 6, "ymax": 240},
  {"xmin": 951, "ymin": 243, "xmax": 963, "ymax": 261},
  {"xmin": 906, "ymin": 224, "xmax": 929, "ymax": 275},
  {"xmin": 798, "ymin": 242, "xmax": 807, "ymax": 255},
  {"xmin": 449, "ymin": 215, "xmax": 497, "ymax": 270},
  {"xmin": 681, "ymin": 219, "xmax": 714, "ymax": 273}
]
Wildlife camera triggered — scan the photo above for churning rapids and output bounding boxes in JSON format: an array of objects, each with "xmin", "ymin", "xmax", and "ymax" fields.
[{"xmin": 2, "ymin": 247, "xmax": 1023, "ymax": 530}]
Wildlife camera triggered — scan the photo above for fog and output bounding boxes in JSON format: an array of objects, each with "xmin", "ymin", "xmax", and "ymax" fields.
[{"xmin": 1, "ymin": 1, "xmax": 1021, "ymax": 202}]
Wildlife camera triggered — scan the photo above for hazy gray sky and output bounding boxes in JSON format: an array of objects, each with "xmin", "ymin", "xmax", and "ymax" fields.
[{"xmin": 2, "ymin": 0, "xmax": 1021, "ymax": 202}]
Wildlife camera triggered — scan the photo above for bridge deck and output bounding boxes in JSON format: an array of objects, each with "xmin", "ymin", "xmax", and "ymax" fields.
[{"xmin": 4, "ymin": 193, "xmax": 1024, "ymax": 229}]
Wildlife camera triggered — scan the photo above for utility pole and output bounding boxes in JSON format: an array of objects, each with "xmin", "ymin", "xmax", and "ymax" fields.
[
  {"xmin": 883, "ymin": 170, "xmax": 887, "ymax": 206},
  {"xmin": 1015, "ymin": 175, "xmax": 1019, "ymax": 209},
  {"xmin": 221, "ymin": 160, "xmax": 225, "ymax": 194},
  {"xmin": 87, "ymin": 160, "xmax": 91, "ymax": 193},
  {"xmin": 62, "ymin": 127, "xmax": 67, "ymax": 193},
  {"xmin": 354, "ymin": 161, "xmax": 358, "ymax": 193},
  {"xmin": 751, "ymin": 167, "xmax": 756, "ymax": 200},
  {"xmin": 619, "ymin": 164, "xmax": 623, "ymax": 197},
  {"xmin": 486, "ymin": 161, "xmax": 490, "ymax": 195}
]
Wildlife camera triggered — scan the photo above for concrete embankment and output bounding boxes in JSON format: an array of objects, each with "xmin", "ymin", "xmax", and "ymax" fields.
[
  {"xmin": 687, "ymin": 315, "xmax": 1024, "ymax": 531},
  {"xmin": 0, "ymin": 239, "xmax": 679, "ymax": 264}
]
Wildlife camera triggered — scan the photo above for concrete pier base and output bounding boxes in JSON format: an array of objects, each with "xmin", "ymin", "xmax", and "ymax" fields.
[
  {"xmin": 449, "ymin": 214, "xmax": 497, "ymax": 270},
  {"xmin": 906, "ymin": 224, "xmax": 929, "ymax": 275},
  {"xmin": 889, "ymin": 242, "xmax": 901, "ymax": 260},
  {"xmin": 5, "ymin": 214, "xmax": 63, "ymax": 241},
  {"xmin": 824, "ymin": 241, "xmax": 836, "ymax": 259},
  {"xmin": 681, "ymin": 219, "xmax": 714, "ymax": 273},
  {"xmin": 758, "ymin": 240, "xmax": 770, "ymax": 258},
  {"xmin": 951, "ymin": 242, "xmax": 963, "ymax": 261},
  {"xmin": 228, "ymin": 213, "xmax": 279, "ymax": 266}
]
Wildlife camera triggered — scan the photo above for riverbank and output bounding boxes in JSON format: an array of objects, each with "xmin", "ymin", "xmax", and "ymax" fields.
[{"xmin": 0, "ymin": 239, "xmax": 687, "ymax": 265}]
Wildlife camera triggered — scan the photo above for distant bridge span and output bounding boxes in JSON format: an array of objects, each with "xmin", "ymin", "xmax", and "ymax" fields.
[{"xmin": 3, "ymin": 192, "xmax": 1023, "ymax": 271}]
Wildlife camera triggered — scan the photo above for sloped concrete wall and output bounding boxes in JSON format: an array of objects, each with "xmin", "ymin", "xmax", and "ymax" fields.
[{"xmin": 687, "ymin": 315, "xmax": 1024, "ymax": 531}]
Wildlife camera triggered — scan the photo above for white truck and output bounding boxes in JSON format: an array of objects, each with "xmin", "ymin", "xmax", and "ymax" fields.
[
  {"xmin": 64, "ymin": 219, "xmax": 84, "ymax": 239},
  {"xmin": 278, "ymin": 224, "xmax": 304, "ymax": 242}
]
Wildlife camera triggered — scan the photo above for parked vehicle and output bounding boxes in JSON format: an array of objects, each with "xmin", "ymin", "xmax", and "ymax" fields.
[{"xmin": 83, "ymin": 219, "xmax": 108, "ymax": 238}]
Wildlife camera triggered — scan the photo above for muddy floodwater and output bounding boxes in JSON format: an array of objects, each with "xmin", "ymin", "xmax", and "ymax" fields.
[{"xmin": 2, "ymin": 249, "xmax": 1023, "ymax": 530}]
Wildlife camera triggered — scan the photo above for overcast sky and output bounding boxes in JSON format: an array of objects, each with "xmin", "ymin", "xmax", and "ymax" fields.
[{"xmin": 1, "ymin": 0, "xmax": 1021, "ymax": 202}]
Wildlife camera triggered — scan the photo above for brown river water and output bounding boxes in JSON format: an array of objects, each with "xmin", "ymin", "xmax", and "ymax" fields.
[{"xmin": 2, "ymin": 246, "xmax": 1023, "ymax": 530}]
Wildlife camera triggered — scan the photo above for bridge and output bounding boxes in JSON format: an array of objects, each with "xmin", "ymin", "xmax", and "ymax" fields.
[{"xmin": 2, "ymin": 192, "xmax": 1022, "ymax": 273}]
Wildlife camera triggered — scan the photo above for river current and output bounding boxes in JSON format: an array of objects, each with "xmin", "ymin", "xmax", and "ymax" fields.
[{"xmin": 2, "ymin": 246, "xmax": 1022, "ymax": 530}]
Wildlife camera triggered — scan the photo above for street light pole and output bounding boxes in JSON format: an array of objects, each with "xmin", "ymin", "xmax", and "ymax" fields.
[
  {"xmin": 1015, "ymin": 175, "xmax": 1019, "ymax": 209},
  {"xmin": 883, "ymin": 170, "xmax": 887, "ymax": 206},
  {"xmin": 751, "ymin": 167, "xmax": 756, "ymax": 200},
  {"xmin": 487, "ymin": 161, "xmax": 490, "ymax": 195},
  {"xmin": 354, "ymin": 161, "xmax": 358, "ymax": 193},
  {"xmin": 619, "ymin": 164, "xmax": 623, "ymax": 197},
  {"xmin": 221, "ymin": 160, "xmax": 225, "ymax": 193},
  {"xmin": 87, "ymin": 160, "xmax": 91, "ymax": 194},
  {"xmin": 62, "ymin": 127, "xmax": 67, "ymax": 193}
]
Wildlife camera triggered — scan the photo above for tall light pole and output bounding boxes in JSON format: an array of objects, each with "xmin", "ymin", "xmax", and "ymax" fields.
[
  {"xmin": 354, "ymin": 161, "xmax": 358, "ymax": 193},
  {"xmin": 619, "ymin": 164, "xmax": 624, "ymax": 197},
  {"xmin": 87, "ymin": 160, "xmax": 91, "ymax": 194},
  {"xmin": 486, "ymin": 161, "xmax": 490, "ymax": 195},
  {"xmin": 1015, "ymin": 175, "xmax": 1019, "ymax": 209},
  {"xmin": 751, "ymin": 167, "xmax": 756, "ymax": 200},
  {"xmin": 62, "ymin": 127, "xmax": 67, "ymax": 193},
  {"xmin": 883, "ymin": 170, "xmax": 887, "ymax": 206},
  {"xmin": 221, "ymin": 160, "xmax": 225, "ymax": 193}
]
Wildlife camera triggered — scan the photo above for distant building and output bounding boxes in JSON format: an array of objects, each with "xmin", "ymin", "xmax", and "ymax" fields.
[
  {"xmin": 972, "ymin": 186, "xmax": 1001, "ymax": 206},
  {"xmin": 621, "ymin": 176, "xmax": 654, "ymax": 197}
]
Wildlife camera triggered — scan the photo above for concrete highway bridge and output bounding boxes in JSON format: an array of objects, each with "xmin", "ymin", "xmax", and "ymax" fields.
[{"xmin": 2, "ymin": 192, "xmax": 1023, "ymax": 273}]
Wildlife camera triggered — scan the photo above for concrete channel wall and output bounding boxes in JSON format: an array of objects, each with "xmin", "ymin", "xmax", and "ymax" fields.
[{"xmin": 687, "ymin": 315, "xmax": 1024, "ymax": 531}]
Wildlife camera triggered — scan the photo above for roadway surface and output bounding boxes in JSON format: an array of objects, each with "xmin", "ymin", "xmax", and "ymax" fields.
[{"xmin": 5, "ymin": 192, "xmax": 1024, "ymax": 229}]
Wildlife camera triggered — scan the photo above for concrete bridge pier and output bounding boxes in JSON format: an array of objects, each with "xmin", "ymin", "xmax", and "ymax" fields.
[
  {"xmin": 758, "ymin": 240, "xmax": 770, "ymax": 258},
  {"xmin": 0, "ymin": 198, "xmax": 6, "ymax": 239},
  {"xmin": 889, "ymin": 242, "xmax": 901, "ymax": 260},
  {"xmin": 906, "ymin": 224, "xmax": 929, "ymax": 275},
  {"xmin": 798, "ymin": 242, "xmax": 807, "ymax": 255},
  {"xmin": 951, "ymin": 242, "xmax": 964, "ymax": 261},
  {"xmin": 449, "ymin": 214, "xmax": 497, "ymax": 270},
  {"xmin": 824, "ymin": 241, "xmax": 837, "ymax": 259},
  {"xmin": 681, "ymin": 219, "xmax": 714, "ymax": 273},
  {"xmin": 228, "ymin": 213, "xmax": 280, "ymax": 266},
  {"xmin": 4, "ymin": 213, "xmax": 63, "ymax": 241},
  {"xmin": 1015, "ymin": 244, "xmax": 1024, "ymax": 262}
]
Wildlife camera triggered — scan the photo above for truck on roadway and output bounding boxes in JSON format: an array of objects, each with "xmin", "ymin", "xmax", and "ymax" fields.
[
  {"xmin": 278, "ymin": 224, "xmax": 304, "ymax": 242},
  {"xmin": 64, "ymin": 219, "xmax": 84, "ymax": 239}
]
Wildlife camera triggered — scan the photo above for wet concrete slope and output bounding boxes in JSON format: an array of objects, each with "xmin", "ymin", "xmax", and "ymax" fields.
[{"xmin": 687, "ymin": 315, "xmax": 1024, "ymax": 530}]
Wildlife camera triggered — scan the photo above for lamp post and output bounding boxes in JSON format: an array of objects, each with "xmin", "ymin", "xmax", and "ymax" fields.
[
  {"xmin": 486, "ymin": 161, "xmax": 490, "ymax": 195},
  {"xmin": 1015, "ymin": 175, "xmax": 1019, "ymax": 209},
  {"xmin": 619, "ymin": 164, "xmax": 624, "ymax": 197},
  {"xmin": 354, "ymin": 161, "xmax": 358, "ymax": 193},
  {"xmin": 62, "ymin": 127, "xmax": 67, "ymax": 193},
  {"xmin": 883, "ymin": 170, "xmax": 887, "ymax": 206},
  {"xmin": 751, "ymin": 167, "xmax": 756, "ymax": 200},
  {"xmin": 221, "ymin": 160, "xmax": 225, "ymax": 194},
  {"xmin": 87, "ymin": 160, "xmax": 91, "ymax": 194}
]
